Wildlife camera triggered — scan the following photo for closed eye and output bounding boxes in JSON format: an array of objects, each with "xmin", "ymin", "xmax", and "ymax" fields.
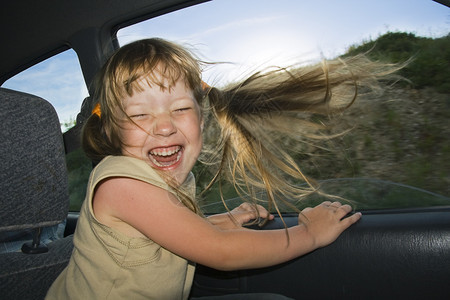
[
  {"xmin": 174, "ymin": 107, "xmax": 191, "ymax": 113},
  {"xmin": 130, "ymin": 114, "xmax": 148, "ymax": 119}
]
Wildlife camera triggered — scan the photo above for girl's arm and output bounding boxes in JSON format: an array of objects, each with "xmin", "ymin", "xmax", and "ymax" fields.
[
  {"xmin": 207, "ymin": 203, "xmax": 274, "ymax": 230},
  {"xmin": 93, "ymin": 177, "xmax": 361, "ymax": 271}
]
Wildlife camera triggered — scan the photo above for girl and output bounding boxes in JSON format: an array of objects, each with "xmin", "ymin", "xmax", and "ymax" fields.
[{"xmin": 47, "ymin": 38, "xmax": 397, "ymax": 299}]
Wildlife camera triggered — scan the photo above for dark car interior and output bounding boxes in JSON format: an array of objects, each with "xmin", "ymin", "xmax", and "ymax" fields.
[{"xmin": 1, "ymin": 1, "xmax": 449, "ymax": 299}]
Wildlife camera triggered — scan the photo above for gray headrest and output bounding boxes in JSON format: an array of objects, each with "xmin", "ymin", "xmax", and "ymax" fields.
[{"xmin": 0, "ymin": 88, "xmax": 69, "ymax": 232}]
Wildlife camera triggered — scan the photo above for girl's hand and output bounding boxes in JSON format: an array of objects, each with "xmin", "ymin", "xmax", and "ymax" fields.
[
  {"xmin": 208, "ymin": 202, "xmax": 274, "ymax": 230},
  {"xmin": 299, "ymin": 201, "xmax": 361, "ymax": 249},
  {"xmin": 230, "ymin": 202, "xmax": 274, "ymax": 226}
]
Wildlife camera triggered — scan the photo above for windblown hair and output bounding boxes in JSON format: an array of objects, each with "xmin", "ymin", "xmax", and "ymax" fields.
[
  {"xmin": 82, "ymin": 38, "xmax": 401, "ymax": 216},
  {"xmin": 203, "ymin": 58, "xmax": 400, "ymax": 217}
]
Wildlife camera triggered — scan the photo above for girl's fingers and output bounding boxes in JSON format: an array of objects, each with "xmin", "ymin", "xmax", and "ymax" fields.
[
  {"xmin": 336, "ymin": 203, "xmax": 352, "ymax": 213},
  {"xmin": 256, "ymin": 204, "xmax": 274, "ymax": 219},
  {"xmin": 341, "ymin": 211, "xmax": 362, "ymax": 225},
  {"xmin": 321, "ymin": 201, "xmax": 332, "ymax": 207},
  {"xmin": 327, "ymin": 201, "xmax": 344, "ymax": 209},
  {"xmin": 303, "ymin": 201, "xmax": 358, "ymax": 220},
  {"xmin": 233, "ymin": 203, "xmax": 274, "ymax": 223}
]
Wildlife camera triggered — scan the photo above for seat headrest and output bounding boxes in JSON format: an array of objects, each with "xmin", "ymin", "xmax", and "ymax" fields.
[{"xmin": 0, "ymin": 88, "xmax": 69, "ymax": 232}]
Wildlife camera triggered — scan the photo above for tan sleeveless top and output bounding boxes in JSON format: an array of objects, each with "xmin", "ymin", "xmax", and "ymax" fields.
[{"xmin": 46, "ymin": 156, "xmax": 196, "ymax": 300}]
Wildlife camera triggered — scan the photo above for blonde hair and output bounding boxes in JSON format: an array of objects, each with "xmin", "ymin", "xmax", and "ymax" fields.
[
  {"xmin": 203, "ymin": 57, "xmax": 401, "ymax": 218},
  {"xmin": 83, "ymin": 38, "xmax": 401, "ymax": 216}
]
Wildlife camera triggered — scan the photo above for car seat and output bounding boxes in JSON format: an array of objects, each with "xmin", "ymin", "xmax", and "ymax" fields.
[{"xmin": 0, "ymin": 88, "xmax": 73, "ymax": 300}]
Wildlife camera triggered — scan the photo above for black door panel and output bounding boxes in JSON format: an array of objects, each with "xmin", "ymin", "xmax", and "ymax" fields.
[{"xmin": 191, "ymin": 208, "xmax": 450, "ymax": 299}]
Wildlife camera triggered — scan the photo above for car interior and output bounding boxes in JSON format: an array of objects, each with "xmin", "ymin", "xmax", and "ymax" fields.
[{"xmin": 0, "ymin": 1, "xmax": 449, "ymax": 299}]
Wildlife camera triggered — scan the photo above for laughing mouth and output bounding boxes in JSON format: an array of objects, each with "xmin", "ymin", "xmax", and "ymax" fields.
[{"xmin": 149, "ymin": 146, "xmax": 182, "ymax": 167}]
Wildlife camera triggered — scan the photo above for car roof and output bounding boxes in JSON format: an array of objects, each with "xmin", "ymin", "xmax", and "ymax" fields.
[{"xmin": 0, "ymin": 0, "xmax": 207, "ymax": 85}]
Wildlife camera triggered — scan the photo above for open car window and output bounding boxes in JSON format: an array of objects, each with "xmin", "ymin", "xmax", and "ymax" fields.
[{"xmin": 117, "ymin": 0, "xmax": 449, "ymax": 213}]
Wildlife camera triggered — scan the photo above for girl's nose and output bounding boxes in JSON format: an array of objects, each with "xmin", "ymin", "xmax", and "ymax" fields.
[{"xmin": 153, "ymin": 114, "xmax": 176, "ymax": 136}]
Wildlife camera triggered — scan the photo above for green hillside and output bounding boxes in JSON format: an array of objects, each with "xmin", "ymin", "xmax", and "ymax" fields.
[{"xmin": 344, "ymin": 31, "xmax": 450, "ymax": 93}]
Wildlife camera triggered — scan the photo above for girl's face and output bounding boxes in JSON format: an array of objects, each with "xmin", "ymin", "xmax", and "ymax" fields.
[{"xmin": 118, "ymin": 74, "xmax": 203, "ymax": 184}]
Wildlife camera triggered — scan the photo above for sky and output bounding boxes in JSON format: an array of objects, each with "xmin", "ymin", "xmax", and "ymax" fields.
[{"xmin": 3, "ymin": 0, "xmax": 449, "ymax": 127}]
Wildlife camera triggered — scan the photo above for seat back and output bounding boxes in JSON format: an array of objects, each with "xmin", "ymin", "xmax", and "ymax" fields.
[
  {"xmin": 0, "ymin": 88, "xmax": 69, "ymax": 230},
  {"xmin": 0, "ymin": 88, "xmax": 73, "ymax": 300}
]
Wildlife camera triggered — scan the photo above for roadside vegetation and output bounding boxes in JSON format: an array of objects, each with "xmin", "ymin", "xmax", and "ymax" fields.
[{"xmin": 66, "ymin": 32, "xmax": 450, "ymax": 211}]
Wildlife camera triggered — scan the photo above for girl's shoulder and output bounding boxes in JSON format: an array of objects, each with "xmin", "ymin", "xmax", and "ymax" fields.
[
  {"xmin": 92, "ymin": 176, "xmax": 163, "ymax": 239},
  {"xmin": 88, "ymin": 156, "xmax": 175, "ymax": 239}
]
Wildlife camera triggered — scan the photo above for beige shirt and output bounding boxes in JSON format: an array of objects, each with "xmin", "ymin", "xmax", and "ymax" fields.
[{"xmin": 46, "ymin": 156, "xmax": 196, "ymax": 300}]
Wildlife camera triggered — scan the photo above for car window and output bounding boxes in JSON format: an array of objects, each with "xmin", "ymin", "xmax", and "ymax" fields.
[
  {"xmin": 2, "ymin": 49, "xmax": 91, "ymax": 211},
  {"xmin": 120, "ymin": 0, "xmax": 449, "ymax": 213}
]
